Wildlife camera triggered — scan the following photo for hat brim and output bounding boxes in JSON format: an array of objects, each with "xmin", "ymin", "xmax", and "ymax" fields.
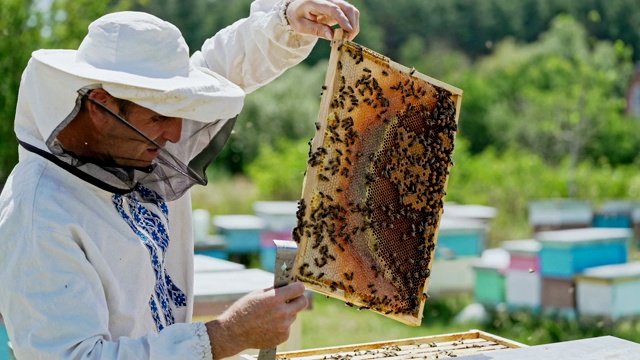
[{"xmin": 32, "ymin": 49, "xmax": 245, "ymax": 122}]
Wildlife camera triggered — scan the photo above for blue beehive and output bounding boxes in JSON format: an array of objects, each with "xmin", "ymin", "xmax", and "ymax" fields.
[
  {"xmin": 436, "ymin": 218, "xmax": 487, "ymax": 259},
  {"xmin": 528, "ymin": 199, "xmax": 593, "ymax": 233},
  {"xmin": 213, "ymin": 215, "xmax": 265, "ymax": 254},
  {"xmin": 253, "ymin": 201, "xmax": 298, "ymax": 271},
  {"xmin": 443, "ymin": 203, "xmax": 497, "ymax": 224},
  {"xmin": 593, "ymin": 200, "xmax": 639, "ymax": 229},
  {"xmin": 193, "ymin": 234, "xmax": 228, "ymax": 260},
  {"xmin": 576, "ymin": 262, "xmax": 640, "ymax": 321},
  {"xmin": 0, "ymin": 320, "xmax": 8, "ymax": 360},
  {"xmin": 634, "ymin": 207, "xmax": 640, "ymax": 244},
  {"xmin": 192, "ymin": 209, "xmax": 228, "ymax": 259},
  {"xmin": 253, "ymin": 201, "xmax": 299, "ymax": 231},
  {"xmin": 537, "ymin": 228, "xmax": 631, "ymax": 279}
]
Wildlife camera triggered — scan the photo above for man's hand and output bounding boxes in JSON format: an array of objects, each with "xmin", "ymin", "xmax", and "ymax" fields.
[
  {"xmin": 286, "ymin": 0, "xmax": 360, "ymax": 41},
  {"xmin": 205, "ymin": 282, "xmax": 308, "ymax": 360}
]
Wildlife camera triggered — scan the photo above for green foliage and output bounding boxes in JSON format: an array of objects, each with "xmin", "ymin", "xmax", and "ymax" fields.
[
  {"xmin": 132, "ymin": 0, "xmax": 252, "ymax": 52},
  {"xmin": 398, "ymin": 37, "xmax": 471, "ymax": 84},
  {"xmin": 447, "ymin": 139, "xmax": 640, "ymax": 244},
  {"xmin": 301, "ymin": 293, "xmax": 640, "ymax": 349},
  {"xmin": 44, "ymin": 0, "xmax": 138, "ymax": 49},
  {"xmin": 212, "ymin": 60, "xmax": 326, "ymax": 173},
  {"xmin": 300, "ymin": 294, "xmax": 476, "ymax": 349},
  {"xmin": 0, "ymin": 0, "xmax": 38, "ymax": 183},
  {"xmin": 458, "ymin": 15, "xmax": 638, "ymax": 195},
  {"xmin": 356, "ymin": 0, "xmax": 640, "ymax": 63},
  {"xmin": 244, "ymin": 135, "xmax": 640, "ymax": 245},
  {"xmin": 484, "ymin": 307, "xmax": 640, "ymax": 345},
  {"xmin": 191, "ymin": 171, "xmax": 259, "ymax": 216},
  {"xmin": 4, "ymin": 1, "xmax": 640, "ymax": 184},
  {"xmin": 0, "ymin": 0, "xmax": 138, "ymax": 185},
  {"xmin": 245, "ymin": 137, "xmax": 308, "ymax": 201}
]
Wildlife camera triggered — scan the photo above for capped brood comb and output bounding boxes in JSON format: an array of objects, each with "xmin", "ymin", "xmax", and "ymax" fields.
[{"xmin": 291, "ymin": 29, "xmax": 463, "ymax": 325}]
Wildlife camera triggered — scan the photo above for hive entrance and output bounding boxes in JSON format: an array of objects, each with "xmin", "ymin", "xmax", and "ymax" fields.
[{"xmin": 292, "ymin": 30, "xmax": 462, "ymax": 325}]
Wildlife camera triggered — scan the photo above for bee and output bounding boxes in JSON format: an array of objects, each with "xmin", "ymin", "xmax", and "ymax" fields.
[{"xmin": 382, "ymin": 69, "xmax": 389, "ymax": 76}]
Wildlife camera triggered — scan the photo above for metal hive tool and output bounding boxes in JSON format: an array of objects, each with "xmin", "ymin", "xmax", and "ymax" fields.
[{"xmin": 291, "ymin": 29, "xmax": 463, "ymax": 325}]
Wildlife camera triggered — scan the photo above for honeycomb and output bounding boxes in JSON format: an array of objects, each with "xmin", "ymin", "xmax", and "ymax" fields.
[{"xmin": 291, "ymin": 30, "xmax": 462, "ymax": 326}]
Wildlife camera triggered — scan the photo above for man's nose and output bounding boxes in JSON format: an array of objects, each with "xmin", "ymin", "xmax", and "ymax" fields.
[{"xmin": 163, "ymin": 117, "xmax": 183, "ymax": 143}]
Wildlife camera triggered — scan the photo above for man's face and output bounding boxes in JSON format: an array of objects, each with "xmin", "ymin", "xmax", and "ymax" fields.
[{"xmin": 91, "ymin": 93, "xmax": 183, "ymax": 168}]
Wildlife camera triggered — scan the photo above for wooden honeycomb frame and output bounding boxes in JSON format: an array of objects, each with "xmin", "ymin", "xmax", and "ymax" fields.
[
  {"xmin": 240, "ymin": 330, "xmax": 525, "ymax": 360},
  {"xmin": 291, "ymin": 30, "xmax": 463, "ymax": 325}
]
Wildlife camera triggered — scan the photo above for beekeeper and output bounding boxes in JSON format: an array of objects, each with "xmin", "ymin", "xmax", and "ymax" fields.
[{"xmin": 0, "ymin": 0, "xmax": 359, "ymax": 358}]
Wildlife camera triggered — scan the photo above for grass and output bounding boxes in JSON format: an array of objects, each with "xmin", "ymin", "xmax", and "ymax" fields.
[
  {"xmin": 298, "ymin": 292, "xmax": 640, "ymax": 350},
  {"xmin": 299, "ymin": 294, "xmax": 479, "ymax": 349},
  {"xmin": 191, "ymin": 172, "xmax": 259, "ymax": 215}
]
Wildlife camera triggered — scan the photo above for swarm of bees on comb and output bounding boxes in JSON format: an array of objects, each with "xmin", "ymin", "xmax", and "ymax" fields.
[{"xmin": 291, "ymin": 30, "xmax": 462, "ymax": 326}]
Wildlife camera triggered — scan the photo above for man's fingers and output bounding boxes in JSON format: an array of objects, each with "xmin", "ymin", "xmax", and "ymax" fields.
[
  {"xmin": 286, "ymin": 290, "xmax": 309, "ymax": 312},
  {"xmin": 288, "ymin": 0, "xmax": 360, "ymax": 40},
  {"xmin": 296, "ymin": 18, "xmax": 335, "ymax": 39},
  {"xmin": 332, "ymin": 0, "xmax": 360, "ymax": 39},
  {"xmin": 274, "ymin": 282, "xmax": 306, "ymax": 301}
]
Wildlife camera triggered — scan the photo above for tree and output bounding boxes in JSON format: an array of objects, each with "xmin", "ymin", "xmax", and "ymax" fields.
[
  {"xmin": 477, "ymin": 15, "xmax": 635, "ymax": 195},
  {"xmin": 0, "ymin": 0, "xmax": 137, "ymax": 186},
  {"xmin": 212, "ymin": 60, "xmax": 328, "ymax": 173},
  {"xmin": 0, "ymin": 0, "xmax": 40, "ymax": 184},
  {"xmin": 132, "ymin": 0, "xmax": 252, "ymax": 53}
]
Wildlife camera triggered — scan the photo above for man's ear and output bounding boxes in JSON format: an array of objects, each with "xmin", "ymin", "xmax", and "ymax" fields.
[{"xmin": 86, "ymin": 88, "xmax": 114, "ymax": 128}]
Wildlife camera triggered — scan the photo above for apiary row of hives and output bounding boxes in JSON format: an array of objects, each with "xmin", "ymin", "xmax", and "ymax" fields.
[{"xmin": 291, "ymin": 30, "xmax": 463, "ymax": 326}]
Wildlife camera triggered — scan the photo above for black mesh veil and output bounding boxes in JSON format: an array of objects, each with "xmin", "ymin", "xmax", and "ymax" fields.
[{"xmin": 36, "ymin": 87, "xmax": 237, "ymax": 202}]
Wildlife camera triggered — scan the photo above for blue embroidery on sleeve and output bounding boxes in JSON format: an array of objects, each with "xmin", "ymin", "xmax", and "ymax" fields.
[{"xmin": 113, "ymin": 186, "xmax": 187, "ymax": 333}]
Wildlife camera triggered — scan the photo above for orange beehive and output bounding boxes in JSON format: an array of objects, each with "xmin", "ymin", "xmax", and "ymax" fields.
[{"xmin": 291, "ymin": 30, "xmax": 463, "ymax": 325}]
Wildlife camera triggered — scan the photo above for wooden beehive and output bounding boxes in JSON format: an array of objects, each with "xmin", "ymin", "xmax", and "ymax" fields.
[
  {"xmin": 537, "ymin": 228, "xmax": 630, "ymax": 279},
  {"xmin": 291, "ymin": 30, "xmax": 462, "ymax": 325},
  {"xmin": 240, "ymin": 330, "xmax": 524, "ymax": 360},
  {"xmin": 575, "ymin": 261, "xmax": 640, "ymax": 321}
]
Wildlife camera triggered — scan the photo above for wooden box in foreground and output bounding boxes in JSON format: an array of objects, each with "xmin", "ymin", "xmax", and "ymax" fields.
[{"xmin": 291, "ymin": 30, "xmax": 462, "ymax": 326}]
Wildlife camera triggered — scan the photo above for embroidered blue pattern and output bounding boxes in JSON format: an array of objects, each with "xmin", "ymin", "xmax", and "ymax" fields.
[{"xmin": 113, "ymin": 186, "xmax": 186, "ymax": 332}]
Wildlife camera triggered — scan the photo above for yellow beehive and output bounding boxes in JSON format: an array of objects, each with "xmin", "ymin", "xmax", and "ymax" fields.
[{"xmin": 291, "ymin": 30, "xmax": 463, "ymax": 325}]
